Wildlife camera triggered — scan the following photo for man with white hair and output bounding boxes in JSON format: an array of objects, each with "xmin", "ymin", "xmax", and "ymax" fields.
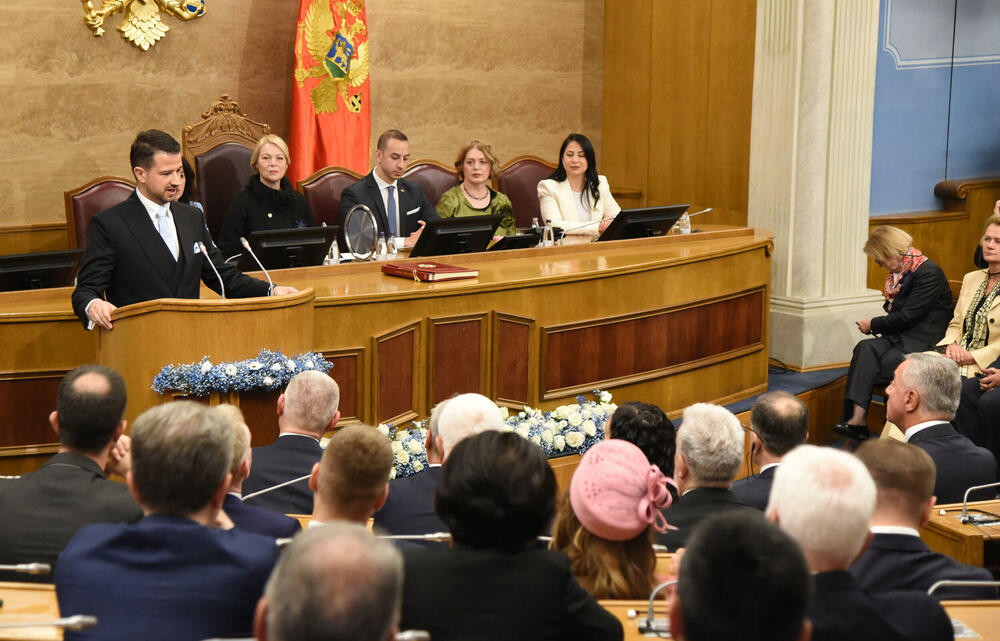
[
  {"xmin": 373, "ymin": 393, "xmax": 504, "ymax": 537},
  {"xmin": 885, "ymin": 352, "xmax": 996, "ymax": 503},
  {"xmin": 243, "ymin": 371, "xmax": 340, "ymax": 514},
  {"xmin": 767, "ymin": 445, "xmax": 950, "ymax": 641},
  {"xmin": 254, "ymin": 522, "xmax": 404, "ymax": 641},
  {"xmin": 656, "ymin": 403, "xmax": 758, "ymax": 551}
]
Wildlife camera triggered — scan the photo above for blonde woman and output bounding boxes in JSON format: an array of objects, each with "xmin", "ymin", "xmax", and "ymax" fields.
[{"xmin": 435, "ymin": 141, "xmax": 516, "ymax": 237}]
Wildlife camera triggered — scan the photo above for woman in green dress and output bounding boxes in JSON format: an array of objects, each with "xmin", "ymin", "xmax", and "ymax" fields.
[{"xmin": 436, "ymin": 140, "xmax": 517, "ymax": 237}]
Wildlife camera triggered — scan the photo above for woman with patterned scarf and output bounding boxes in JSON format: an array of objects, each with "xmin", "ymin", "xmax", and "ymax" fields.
[{"xmin": 834, "ymin": 226, "xmax": 953, "ymax": 441}]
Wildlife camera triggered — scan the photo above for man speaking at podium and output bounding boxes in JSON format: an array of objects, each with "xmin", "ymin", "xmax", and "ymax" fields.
[{"xmin": 71, "ymin": 130, "xmax": 296, "ymax": 330}]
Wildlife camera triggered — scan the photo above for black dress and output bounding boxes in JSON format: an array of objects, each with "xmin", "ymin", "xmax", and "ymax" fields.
[{"xmin": 219, "ymin": 175, "xmax": 314, "ymax": 257}]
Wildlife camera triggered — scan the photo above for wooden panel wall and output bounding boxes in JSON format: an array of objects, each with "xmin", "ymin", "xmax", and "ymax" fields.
[{"xmin": 602, "ymin": 0, "xmax": 757, "ymax": 225}]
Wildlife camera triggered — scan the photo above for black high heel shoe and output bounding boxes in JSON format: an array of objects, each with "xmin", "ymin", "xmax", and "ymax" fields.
[{"xmin": 833, "ymin": 423, "xmax": 870, "ymax": 441}]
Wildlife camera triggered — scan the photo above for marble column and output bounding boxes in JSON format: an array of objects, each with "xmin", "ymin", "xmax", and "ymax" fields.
[{"xmin": 748, "ymin": 0, "xmax": 885, "ymax": 369}]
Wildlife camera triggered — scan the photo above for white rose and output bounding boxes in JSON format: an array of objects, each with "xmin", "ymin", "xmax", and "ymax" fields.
[
  {"xmin": 545, "ymin": 419, "xmax": 557, "ymax": 431},
  {"xmin": 530, "ymin": 435, "xmax": 541, "ymax": 445},
  {"xmin": 407, "ymin": 440, "xmax": 423, "ymax": 454},
  {"xmin": 303, "ymin": 360, "xmax": 314, "ymax": 369},
  {"xmin": 248, "ymin": 361, "xmax": 263, "ymax": 371},
  {"xmin": 600, "ymin": 391, "xmax": 613, "ymax": 403},
  {"xmin": 568, "ymin": 411, "xmax": 583, "ymax": 426},
  {"xmin": 319, "ymin": 437, "xmax": 330, "ymax": 448},
  {"xmin": 376, "ymin": 424, "xmax": 390, "ymax": 437},
  {"xmin": 225, "ymin": 364, "xmax": 238, "ymax": 376},
  {"xmin": 515, "ymin": 425, "xmax": 531, "ymax": 438},
  {"xmin": 389, "ymin": 467, "xmax": 397, "ymax": 480},
  {"xmin": 552, "ymin": 407, "xmax": 568, "ymax": 420},
  {"xmin": 541, "ymin": 429, "xmax": 554, "ymax": 445},
  {"xmin": 262, "ymin": 376, "xmax": 274, "ymax": 386},
  {"xmin": 581, "ymin": 409, "xmax": 592, "ymax": 419},
  {"xmin": 582, "ymin": 420, "xmax": 597, "ymax": 437},
  {"xmin": 200, "ymin": 361, "xmax": 213, "ymax": 373},
  {"xmin": 553, "ymin": 435, "xmax": 566, "ymax": 451},
  {"xmin": 286, "ymin": 360, "xmax": 296, "ymax": 371},
  {"xmin": 502, "ymin": 424, "xmax": 514, "ymax": 432},
  {"xmin": 390, "ymin": 441, "xmax": 403, "ymax": 453},
  {"xmin": 565, "ymin": 431, "xmax": 585, "ymax": 448},
  {"xmin": 499, "ymin": 406, "xmax": 509, "ymax": 419},
  {"xmin": 413, "ymin": 461, "xmax": 425, "ymax": 473},
  {"xmin": 395, "ymin": 450, "xmax": 410, "ymax": 464},
  {"xmin": 271, "ymin": 363, "xmax": 282, "ymax": 372}
]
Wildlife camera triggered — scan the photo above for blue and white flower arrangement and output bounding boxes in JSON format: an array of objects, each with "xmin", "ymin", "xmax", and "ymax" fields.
[{"xmin": 152, "ymin": 349, "xmax": 332, "ymax": 396}]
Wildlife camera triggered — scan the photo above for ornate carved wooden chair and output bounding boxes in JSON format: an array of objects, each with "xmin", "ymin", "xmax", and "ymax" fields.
[
  {"xmin": 402, "ymin": 160, "xmax": 459, "ymax": 208},
  {"xmin": 497, "ymin": 155, "xmax": 557, "ymax": 229},
  {"xmin": 63, "ymin": 176, "xmax": 136, "ymax": 248},
  {"xmin": 296, "ymin": 166, "xmax": 364, "ymax": 228}
]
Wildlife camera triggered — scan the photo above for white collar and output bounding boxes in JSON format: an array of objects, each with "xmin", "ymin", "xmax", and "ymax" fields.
[
  {"xmin": 903, "ymin": 420, "xmax": 946, "ymax": 442},
  {"xmin": 870, "ymin": 525, "xmax": 920, "ymax": 537},
  {"xmin": 278, "ymin": 432, "xmax": 320, "ymax": 443},
  {"xmin": 759, "ymin": 462, "xmax": 780, "ymax": 473},
  {"xmin": 135, "ymin": 188, "xmax": 169, "ymax": 223},
  {"xmin": 371, "ymin": 169, "xmax": 396, "ymax": 191}
]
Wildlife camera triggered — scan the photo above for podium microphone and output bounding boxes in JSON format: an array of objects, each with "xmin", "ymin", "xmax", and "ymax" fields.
[
  {"xmin": 195, "ymin": 242, "xmax": 225, "ymax": 299},
  {"xmin": 960, "ymin": 480, "xmax": 1000, "ymax": 523},
  {"xmin": 0, "ymin": 615, "xmax": 97, "ymax": 631},
  {"xmin": 241, "ymin": 474, "xmax": 311, "ymax": 501},
  {"xmin": 240, "ymin": 236, "xmax": 273, "ymax": 292},
  {"xmin": 0, "ymin": 562, "xmax": 50, "ymax": 574}
]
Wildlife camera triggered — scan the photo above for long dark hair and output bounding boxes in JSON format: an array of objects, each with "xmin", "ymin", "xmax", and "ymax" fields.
[
  {"xmin": 180, "ymin": 156, "xmax": 199, "ymax": 205},
  {"xmin": 548, "ymin": 133, "xmax": 600, "ymax": 208}
]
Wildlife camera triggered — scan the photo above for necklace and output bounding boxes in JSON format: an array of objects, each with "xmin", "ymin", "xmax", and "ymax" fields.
[{"xmin": 462, "ymin": 183, "xmax": 489, "ymax": 201}]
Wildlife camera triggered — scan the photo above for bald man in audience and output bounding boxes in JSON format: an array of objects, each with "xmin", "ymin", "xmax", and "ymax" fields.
[
  {"xmin": 56, "ymin": 401, "xmax": 279, "ymax": 641},
  {"xmin": 732, "ymin": 391, "xmax": 808, "ymax": 511},
  {"xmin": 670, "ymin": 512, "xmax": 812, "ymax": 641},
  {"xmin": 373, "ymin": 393, "xmax": 504, "ymax": 537},
  {"xmin": 656, "ymin": 403, "xmax": 758, "ymax": 551},
  {"xmin": 0, "ymin": 365, "xmax": 141, "ymax": 583},
  {"xmin": 767, "ymin": 445, "xmax": 950, "ymax": 641},
  {"xmin": 851, "ymin": 439, "xmax": 997, "ymax": 600},
  {"xmin": 310, "ymin": 424, "xmax": 394, "ymax": 526},
  {"xmin": 255, "ymin": 522, "xmax": 404, "ymax": 641},
  {"xmin": 243, "ymin": 370, "xmax": 340, "ymax": 514},
  {"xmin": 214, "ymin": 404, "xmax": 300, "ymax": 538},
  {"xmin": 885, "ymin": 352, "xmax": 997, "ymax": 503}
]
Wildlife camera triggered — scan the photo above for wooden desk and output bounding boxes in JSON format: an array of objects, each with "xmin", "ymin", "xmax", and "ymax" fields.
[
  {"xmin": 921, "ymin": 500, "xmax": 1000, "ymax": 569},
  {"xmin": 0, "ymin": 582, "xmax": 59, "ymax": 641},
  {"xmin": 944, "ymin": 601, "xmax": 1000, "ymax": 641}
]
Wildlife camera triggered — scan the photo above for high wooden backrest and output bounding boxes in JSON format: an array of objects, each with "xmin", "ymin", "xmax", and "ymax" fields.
[
  {"xmin": 297, "ymin": 166, "xmax": 364, "ymax": 228},
  {"xmin": 497, "ymin": 155, "xmax": 557, "ymax": 229},
  {"xmin": 181, "ymin": 94, "xmax": 270, "ymax": 240},
  {"xmin": 402, "ymin": 160, "xmax": 459, "ymax": 208},
  {"xmin": 64, "ymin": 176, "xmax": 136, "ymax": 248}
]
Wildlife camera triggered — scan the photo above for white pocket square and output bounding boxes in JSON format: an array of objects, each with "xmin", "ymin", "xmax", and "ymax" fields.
[{"xmin": 405, "ymin": 207, "xmax": 420, "ymax": 216}]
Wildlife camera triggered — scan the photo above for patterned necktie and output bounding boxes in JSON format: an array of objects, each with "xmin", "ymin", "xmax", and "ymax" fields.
[
  {"xmin": 386, "ymin": 185, "xmax": 398, "ymax": 237},
  {"xmin": 156, "ymin": 204, "xmax": 180, "ymax": 260}
]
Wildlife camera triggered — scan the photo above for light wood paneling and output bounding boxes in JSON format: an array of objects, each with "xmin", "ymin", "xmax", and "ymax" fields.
[{"xmin": 0, "ymin": 223, "xmax": 69, "ymax": 256}]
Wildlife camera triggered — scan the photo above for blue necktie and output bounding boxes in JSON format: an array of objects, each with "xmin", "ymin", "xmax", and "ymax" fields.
[
  {"xmin": 156, "ymin": 204, "xmax": 179, "ymax": 260},
  {"xmin": 386, "ymin": 185, "xmax": 398, "ymax": 237}
]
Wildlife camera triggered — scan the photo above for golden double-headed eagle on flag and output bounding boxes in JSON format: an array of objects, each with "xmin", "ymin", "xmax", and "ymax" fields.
[{"xmin": 294, "ymin": 0, "xmax": 369, "ymax": 115}]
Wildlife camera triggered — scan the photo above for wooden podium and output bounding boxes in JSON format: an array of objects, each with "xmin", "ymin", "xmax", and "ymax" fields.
[{"xmin": 97, "ymin": 289, "xmax": 316, "ymax": 439}]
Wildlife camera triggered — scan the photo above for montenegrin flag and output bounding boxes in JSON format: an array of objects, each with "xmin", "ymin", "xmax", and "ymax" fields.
[{"xmin": 289, "ymin": 0, "xmax": 371, "ymax": 183}]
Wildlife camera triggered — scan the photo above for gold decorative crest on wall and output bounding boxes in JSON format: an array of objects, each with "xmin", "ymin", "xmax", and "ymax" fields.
[{"xmin": 81, "ymin": 0, "xmax": 206, "ymax": 51}]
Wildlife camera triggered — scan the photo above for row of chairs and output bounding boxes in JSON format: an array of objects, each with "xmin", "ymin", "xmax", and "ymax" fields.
[{"xmin": 64, "ymin": 94, "xmax": 557, "ymax": 250}]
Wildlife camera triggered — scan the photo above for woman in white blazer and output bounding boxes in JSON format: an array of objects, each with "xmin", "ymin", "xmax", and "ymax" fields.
[{"xmin": 537, "ymin": 134, "xmax": 621, "ymax": 237}]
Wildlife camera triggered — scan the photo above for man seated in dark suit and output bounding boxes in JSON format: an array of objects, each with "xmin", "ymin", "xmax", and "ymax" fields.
[
  {"xmin": 309, "ymin": 424, "xmax": 393, "ymax": 527},
  {"xmin": 372, "ymin": 393, "xmax": 505, "ymax": 537},
  {"xmin": 886, "ymin": 352, "xmax": 998, "ymax": 503},
  {"xmin": 338, "ymin": 129, "xmax": 439, "ymax": 248},
  {"xmin": 670, "ymin": 512, "xmax": 812, "ymax": 641},
  {"xmin": 732, "ymin": 391, "xmax": 809, "ymax": 511},
  {"xmin": 71, "ymin": 129, "xmax": 295, "ymax": 330},
  {"xmin": 214, "ymin": 404, "xmax": 300, "ymax": 538},
  {"xmin": 656, "ymin": 403, "xmax": 757, "ymax": 551},
  {"xmin": 606, "ymin": 400, "xmax": 678, "ymax": 500},
  {"xmin": 0, "ymin": 365, "xmax": 142, "ymax": 583},
  {"xmin": 767, "ymin": 445, "xmax": 949, "ymax": 641},
  {"xmin": 243, "ymin": 370, "xmax": 340, "ymax": 514},
  {"xmin": 851, "ymin": 439, "xmax": 997, "ymax": 600},
  {"xmin": 254, "ymin": 522, "xmax": 404, "ymax": 641},
  {"xmin": 56, "ymin": 401, "xmax": 280, "ymax": 641}
]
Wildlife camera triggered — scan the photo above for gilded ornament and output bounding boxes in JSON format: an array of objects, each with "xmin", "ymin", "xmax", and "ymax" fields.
[
  {"xmin": 294, "ymin": 0, "xmax": 370, "ymax": 115},
  {"xmin": 81, "ymin": 0, "xmax": 207, "ymax": 51}
]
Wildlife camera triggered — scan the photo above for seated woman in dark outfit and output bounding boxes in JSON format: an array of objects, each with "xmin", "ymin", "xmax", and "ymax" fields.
[{"xmin": 219, "ymin": 134, "xmax": 314, "ymax": 258}]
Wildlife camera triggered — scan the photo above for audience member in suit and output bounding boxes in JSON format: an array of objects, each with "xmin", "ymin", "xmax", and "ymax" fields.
[
  {"xmin": 56, "ymin": 401, "xmax": 279, "ymax": 641},
  {"xmin": 213, "ymin": 404, "xmax": 300, "ymax": 538},
  {"xmin": 71, "ymin": 129, "xmax": 295, "ymax": 331},
  {"xmin": 0, "ymin": 365, "xmax": 141, "ymax": 583},
  {"xmin": 242, "ymin": 370, "xmax": 340, "ymax": 514},
  {"xmin": 254, "ymin": 522, "xmax": 404, "ymax": 641},
  {"xmin": 399, "ymin": 431, "xmax": 623, "ymax": 641},
  {"xmin": 372, "ymin": 394, "xmax": 505, "ymax": 537},
  {"xmin": 537, "ymin": 133, "xmax": 621, "ymax": 237},
  {"xmin": 885, "ymin": 352, "xmax": 997, "ymax": 503},
  {"xmin": 767, "ymin": 445, "xmax": 950, "ymax": 641},
  {"xmin": 656, "ymin": 403, "xmax": 757, "ymax": 551},
  {"xmin": 670, "ymin": 512, "xmax": 812, "ymax": 641},
  {"xmin": 606, "ymin": 400, "xmax": 678, "ymax": 501},
  {"xmin": 308, "ymin": 423, "xmax": 393, "ymax": 527},
  {"xmin": 338, "ymin": 129, "xmax": 439, "ymax": 247},
  {"xmin": 835, "ymin": 226, "xmax": 952, "ymax": 440},
  {"xmin": 851, "ymin": 439, "xmax": 997, "ymax": 600},
  {"xmin": 956, "ymin": 355, "xmax": 1000, "ymax": 464},
  {"xmin": 551, "ymin": 439, "xmax": 673, "ymax": 599},
  {"xmin": 732, "ymin": 391, "xmax": 809, "ymax": 511}
]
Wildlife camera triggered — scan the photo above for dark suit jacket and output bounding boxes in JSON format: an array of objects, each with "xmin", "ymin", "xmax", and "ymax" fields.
[
  {"xmin": 223, "ymin": 492, "xmax": 301, "ymax": 539},
  {"xmin": 851, "ymin": 532, "xmax": 997, "ymax": 600},
  {"xmin": 655, "ymin": 487, "xmax": 760, "ymax": 551},
  {"xmin": 869, "ymin": 591, "xmax": 955, "ymax": 641},
  {"xmin": 810, "ymin": 571, "xmax": 909, "ymax": 641},
  {"xmin": 241, "ymin": 434, "xmax": 323, "ymax": 514},
  {"xmin": 372, "ymin": 465, "xmax": 447, "ymax": 536},
  {"xmin": 400, "ymin": 545, "xmax": 623, "ymax": 641},
  {"xmin": 908, "ymin": 422, "xmax": 998, "ymax": 503},
  {"xmin": 870, "ymin": 259, "xmax": 953, "ymax": 352},
  {"xmin": 339, "ymin": 171, "xmax": 439, "ymax": 239},
  {"xmin": 56, "ymin": 514, "xmax": 279, "ymax": 641},
  {"xmin": 71, "ymin": 192, "xmax": 270, "ymax": 327},
  {"xmin": 730, "ymin": 465, "xmax": 776, "ymax": 512},
  {"xmin": 0, "ymin": 452, "xmax": 142, "ymax": 583}
]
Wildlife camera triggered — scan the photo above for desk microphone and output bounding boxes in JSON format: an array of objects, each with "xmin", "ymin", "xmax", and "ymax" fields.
[
  {"xmin": 0, "ymin": 563, "xmax": 51, "ymax": 574},
  {"xmin": 927, "ymin": 579, "xmax": 1000, "ymax": 595},
  {"xmin": 0, "ymin": 615, "xmax": 97, "ymax": 631},
  {"xmin": 241, "ymin": 474, "xmax": 312, "ymax": 502},
  {"xmin": 196, "ymin": 242, "xmax": 226, "ymax": 299},
  {"xmin": 960, "ymin": 480, "xmax": 1000, "ymax": 523},
  {"xmin": 240, "ymin": 236, "xmax": 273, "ymax": 292},
  {"xmin": 637, "ymin": 579, "xmax": 676, "ymax": 636}
]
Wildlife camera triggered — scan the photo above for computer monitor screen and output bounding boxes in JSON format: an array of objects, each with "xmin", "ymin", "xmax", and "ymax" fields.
[
  {"xmin": 595, "ymin": 204, "xmax": 690, "ymax": 242},
  {"xmin": 408, "ymin": 215, "xmax": 503, "ymax": 258},
  {"xmin": 237, "ymin": 226, "xmax": 340, "ymax": 271},
  {"xmin": 0, "ymin": 249, "xmax": 84, "ymax": 292}
]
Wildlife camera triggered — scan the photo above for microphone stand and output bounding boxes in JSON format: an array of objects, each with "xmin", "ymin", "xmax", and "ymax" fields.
[
  {"xmin": 240, "ymin": 236, "xmax": 273, "ymax": 292},
  {"xmin": 196, "ymin": 242, "xmax": 225, "ymax": 299},
  {"xmin": 0, "ymin": 615, "xmax": 97, "ymax": 631},
  {"xmin": 959, "ymin": 480, "xmax": 1000, "ymax": 524},
  {"xmin": 240, "ymin": 474, "xmax": 311, "ymax": 502},
  {"xmin": 0, "ymin": 563, "xmax": 51, "ymax": 574}
]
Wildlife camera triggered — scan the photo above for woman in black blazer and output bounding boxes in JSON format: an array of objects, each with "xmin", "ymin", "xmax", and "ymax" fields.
[{"xmin": 835, "ymin": 226, "xmax": 953, "ymax": 439}]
